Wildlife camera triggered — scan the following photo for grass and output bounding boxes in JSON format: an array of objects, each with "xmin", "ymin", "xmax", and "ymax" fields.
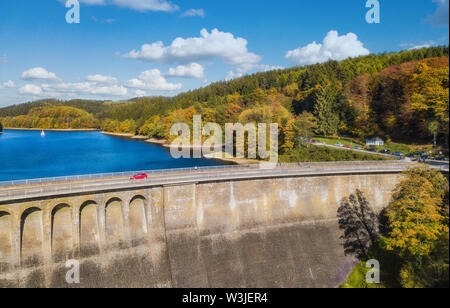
[
  {"xmin": 374, "ymin": 142, "xmax": 413, "ymax": 154},
  {"xmin": 313, "ymin": 137, "xmax": 363, "ymax": 147},
  {"xmin": 313, "ymin": 137, "xmax": 440, "ymax": 157},
  {"xmin": 339, "ymin": 262, "xmax": 386, "ymax": 288},
  {"xmin": 279, "ymin": 144, "xmax": 392, "ymax": 163}
]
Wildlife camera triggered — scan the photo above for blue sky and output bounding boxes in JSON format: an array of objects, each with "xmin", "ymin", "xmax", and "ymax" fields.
[{"xmin": 0, "ymin": 0, "xmax": 448, "ymax": 107}]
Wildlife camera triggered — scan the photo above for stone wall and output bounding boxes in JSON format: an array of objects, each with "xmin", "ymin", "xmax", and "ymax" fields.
[{"xmin": 0, "ymin": 172, "xmax": 402, "ymax": 288}]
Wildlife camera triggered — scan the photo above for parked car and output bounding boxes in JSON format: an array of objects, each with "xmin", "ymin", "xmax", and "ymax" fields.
[
  {"xmin": 379, "ymin": 149, "xmax": 390, "ymax": 154},
  {"xmin": 344, "ymin": 145, "xmax": 352, "ymax": 149},
  {"xmin": 130, "ymin": 173, "xmax": 148, "ymax": 180},
  {"xmin": 334, "ymin": 143, "xmax": 343, "ymax": 147},
  {"xmin": 392, "ymin": 152, "xmax": 404, "ymax": 157},
  {"xmin": 352, "ymin": 146, "xmax": 362, "ymax": 150},
  {"xmin": 368, "ymin": 148, "xmax": 378, "ymax": 152}
]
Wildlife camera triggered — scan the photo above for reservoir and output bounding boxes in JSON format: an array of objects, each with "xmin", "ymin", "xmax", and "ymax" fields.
[{"xmin": 0, "ymin": 129, "xmax": 226, "ymax": 181}]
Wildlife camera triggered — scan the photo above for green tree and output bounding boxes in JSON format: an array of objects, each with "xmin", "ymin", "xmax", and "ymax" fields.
[
  {"xmin": 427, "ymin": 120, "xmax": 440, "ymax": 148},
  {"xmin": 314, "ymin": 84, "xmax": 340, "ymax": 136},
  {"xmin": 293, "ymin": 112, "xmax": 318, "ymax": 140}
]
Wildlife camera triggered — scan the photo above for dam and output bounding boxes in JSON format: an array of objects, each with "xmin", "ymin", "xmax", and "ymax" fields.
[{"xmin": 0, "ymin": 162, "xmax": 439, "ymax": 288}]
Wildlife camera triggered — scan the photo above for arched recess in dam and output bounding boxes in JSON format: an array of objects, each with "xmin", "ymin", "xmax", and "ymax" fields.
[
  {"xmin": 80, "ymin": 201, "xmax": 100, "ymax": 257},
  {"xmin": 51, "ymin": 204, "xmax": 74, "ymax": 262},
  {"xmin": 21, "ymin": 207, "xmax": 44, "ymax": 267},
  {"xmin": 129, "ymin": 196, "xmax": 148, "ymax": 246},
  {"xmin": 0, "ymin": 211, "xmax": 13, "ymax": 272},
  {"xmin": 105, "ymin": 198, "xmax": 125, "ymax": 249}
]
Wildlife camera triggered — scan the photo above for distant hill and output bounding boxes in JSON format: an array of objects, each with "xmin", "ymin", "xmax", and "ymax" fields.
[
  {"xmin": 0, "ymin": 99, "xmax": 121, "ymax": 119},
  {"xmin": 1, "ymin": 46, "xmax": 448, "ymax": 147},
  {"xmin": 1, "ymin": 105, "xmax": 99, "ymax": 129}
]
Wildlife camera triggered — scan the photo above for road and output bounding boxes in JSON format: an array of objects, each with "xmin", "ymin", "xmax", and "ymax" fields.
[
  {"xmin": 314, "ymin": 142, "xmax": 399, "ymax": 159},
  {"xmin": 314, "ymin": 142, "xmax": 450, "ymax": 164},
  {"xmin": 1, "ymin": 162, "xmax": 447, "ymax": 202}
]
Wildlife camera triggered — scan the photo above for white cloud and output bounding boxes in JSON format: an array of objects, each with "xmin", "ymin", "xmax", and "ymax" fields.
[
  {"xmin": 225, "ymin": 71, "xmax": 243, "ymax": 81},
  {"xmin": 86, "ymin": 74, "xmax": 118, "ymax": 84},
  {"xmin": 0, "ymin": 80, "xmax": 15, "ymax": 89},
  {"xmin": 77, "ymin": 0, "xmax": 178, "ymax": 12},
  {"xmin": 285, "ymin": 30, "xmax": 370, "ymax": 66},
  {"xmin": 135, "ymin": 90, "xmax": 147, "ymax": 97},
  {"xmin": 113, "ymin": 0, "xmax": 178, "ymax": 12},
  {"xmin": 259, "ymin": 64, "xmax": 284, "ymax": 72},
  {"xmin": 427, "ymin": 0, "xmax": 449, "ymax": 26},
  {"xmin": 125, "ymin": 69, "xmax": 182, "ymax": 91},
  {"xmin": 78, "ymin": 0, "xmax": 105, "ymax": 4},
  {"xmin": 19, "ymin": 84, "xmax": 43, "ymax": 96},
  {"xmin": 401, "ymin": 40, "xmax": 436, "ymax": 50},
  {"xmin": 18, "ymin": 67, "xmax": 130, "ymax": 98},
  {"xmin": 182, "ymin": 9, "xmax": 205, "ymax": 17},
  {"xmin": 41, "ymin": 82, "xmax": 128, "ymax": 96},
  {"xmin": 166, "ymin": 63, "xmax": 205, "ymax": 78},
  {"xmin": 16, "ymin": 67, "xmax": 179, "ymax": 99},
  {"xmin": 21, "ymin": 67, "xmax": 61, "ymax": 82},
  {"xmin": 91, "ymin": 16, "xmax": 116, "ymax": 23},
  {"xmin": 124, "ymin": 28, "xmax": 262, "ymax": 73},
  {"xmin": 409, "ymin": 44, "xmax": 432, "ymax": 50},
  {"xmin": 225, "ymin": 65, "xmax": 283, "ymax": 81}
]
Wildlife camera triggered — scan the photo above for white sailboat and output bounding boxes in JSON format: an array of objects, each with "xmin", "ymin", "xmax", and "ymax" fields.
[{"xmin": 40, "ymin": 130, "xmax": 45, "ymax": 137}]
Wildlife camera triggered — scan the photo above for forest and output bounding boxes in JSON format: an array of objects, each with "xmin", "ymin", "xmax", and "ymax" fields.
[
  {"xmin": 1, "ymin": 46, "xmax": 448, "ymax": 154},
  {"xmin": 0, "ymin": 105, "xmax": 99, "ymax": 129}
]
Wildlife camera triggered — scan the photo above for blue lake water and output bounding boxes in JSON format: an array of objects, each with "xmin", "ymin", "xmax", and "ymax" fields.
[{"xmin": 0, "ymin": 129, "xmax": 226, "ymax": 181}]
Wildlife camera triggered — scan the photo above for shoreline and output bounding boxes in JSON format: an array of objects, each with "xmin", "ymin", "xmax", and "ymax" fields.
[
  {"xmin": 101, "ymin": 131, "xmax": 256, "ymax": 165},
  {"xmin": 2, "ymin": 128, "xmax": 258, "ymax": 166},
  {"xmin": 101, "ymin": 131, "xmax": 149, "ymax": 140},
  {"xmin": 5, "ymin": 127, "xmax": 100, "ymax": 132}
]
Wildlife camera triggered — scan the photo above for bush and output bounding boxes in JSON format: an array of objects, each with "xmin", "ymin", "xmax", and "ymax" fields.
[{"xmin": 279, "ymin": 144, "xmax": 391, "ymax": 163}]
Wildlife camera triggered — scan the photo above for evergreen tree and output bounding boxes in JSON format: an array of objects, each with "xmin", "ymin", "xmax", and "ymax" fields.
[{"xmin": 314, "ymin": 84, "xmax": 340, "ymax": 136}]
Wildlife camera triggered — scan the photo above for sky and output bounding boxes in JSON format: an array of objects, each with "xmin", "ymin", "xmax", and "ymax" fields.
[{"xmin": 0, "ymin": 0, "xmax": 448, "ymax": 107}]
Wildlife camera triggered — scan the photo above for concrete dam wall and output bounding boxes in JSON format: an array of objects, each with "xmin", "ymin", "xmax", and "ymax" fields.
[{"xmin": 0, "ymin": 171, "xmax": 402, "ymax": 288}]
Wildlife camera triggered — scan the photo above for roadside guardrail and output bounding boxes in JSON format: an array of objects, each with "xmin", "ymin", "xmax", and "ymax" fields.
[{"xmin": 1, "ymin": 162, "xmax": 447, "ymax": 202}]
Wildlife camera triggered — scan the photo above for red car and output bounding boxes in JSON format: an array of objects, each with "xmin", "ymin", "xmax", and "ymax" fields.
[
  {"xmin": 130, "ymin": 173, "xmax": 148, "ymax": 180},
  {"xmin": 344, "ymin": 145, "xmax": 352, "ymax": 149}
]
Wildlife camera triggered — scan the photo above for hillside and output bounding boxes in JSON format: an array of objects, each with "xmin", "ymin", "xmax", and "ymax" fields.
[
  {"xmin": 0, "ymin": 105, "xmax": 99, "ymax": 129},
  {"xmin": 0, "ymin": 99, "xmax": 124, "ymax": 120},
  {"xmin": 0, "ymin": 46, "xmax": 448, "ymax": 149}
]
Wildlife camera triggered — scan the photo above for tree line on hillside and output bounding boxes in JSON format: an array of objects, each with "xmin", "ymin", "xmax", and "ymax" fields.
[
  {"xmin": 0, "ymin": 46, "xmax": 448, "ymax": 152},
  {"xmin": 0, "ymin": 99, "xmax": 120, "ymax": 119},
  {"xmin": 0, "ymin": 106, "xmax": 99, "ymax": 129}
]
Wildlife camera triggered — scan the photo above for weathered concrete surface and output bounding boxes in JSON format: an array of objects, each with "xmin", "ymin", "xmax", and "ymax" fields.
[{"xmin": 0, "ymin": 172, "xmax": 402, "ymax": 288}]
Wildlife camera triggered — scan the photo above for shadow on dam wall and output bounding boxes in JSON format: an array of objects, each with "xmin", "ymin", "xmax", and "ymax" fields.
[{"xmin": 0, "ymin": 173, "xmax": 402, "ymax": 288}]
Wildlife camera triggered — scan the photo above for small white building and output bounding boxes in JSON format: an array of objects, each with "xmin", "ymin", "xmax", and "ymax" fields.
[{"xmin": 366, "ymin": 137, "xmax": 384, "ymax": 147}]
